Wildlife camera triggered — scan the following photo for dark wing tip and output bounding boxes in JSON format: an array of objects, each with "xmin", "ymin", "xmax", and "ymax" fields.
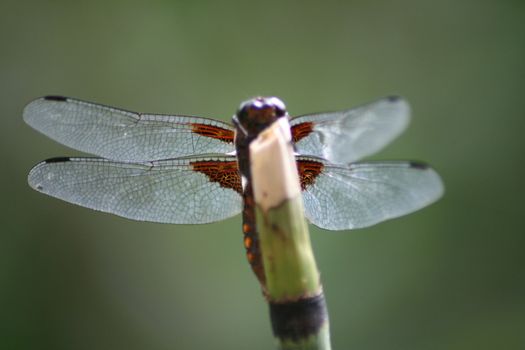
[
  {"xmin": 43, "ymin": 95, "xmax": 68, "ymax": 102},
  {"xmin": 28, "ymin": 157, "xmax": 72, "ymax": 191},
  {"xmin": 386, "ymin": 95, "xmax": 402, "ymax": 103},
  {"xmin": 44, "ymin": 157, "xmax": 72, "ymax": 163},
  {"xmin": 409, "ymin": 161, "xmax": 430, "ymax": 170}
]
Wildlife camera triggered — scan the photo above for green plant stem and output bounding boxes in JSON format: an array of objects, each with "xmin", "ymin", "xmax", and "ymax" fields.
[{"xmin": 250, "ymin": 118, "xmax": 332, "ymax": 350}]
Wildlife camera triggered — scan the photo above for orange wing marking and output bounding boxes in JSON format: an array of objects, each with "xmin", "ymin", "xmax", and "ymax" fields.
[
  {"xmin": 297, "ymin": 160, "xmax": 324, "ymax": 191},
  {"xmin": 191, "ymin": 160, "xmax": 242, "ymax": 194},
  {"xmin": 291, "ymin": 122, "xmax": 314, "ymax": 143},
  {"xmin": 191, "ymin": 123, "xmax": 235, "ymax": 143}
]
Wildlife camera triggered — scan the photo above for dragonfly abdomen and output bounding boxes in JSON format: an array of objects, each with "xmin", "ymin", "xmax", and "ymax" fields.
[{"xmin": 242, "ymin": 185, "xmax": 266, "ymax": 285}]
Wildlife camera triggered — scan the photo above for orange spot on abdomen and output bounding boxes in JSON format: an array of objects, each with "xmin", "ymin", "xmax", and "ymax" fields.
[
  {"xmin": 244, "ymin": 236, "xmax": 252, "ymax": 249},
  {"xmin": 246, "ymin": 252, "xmax": 255, "ymax": 263}
]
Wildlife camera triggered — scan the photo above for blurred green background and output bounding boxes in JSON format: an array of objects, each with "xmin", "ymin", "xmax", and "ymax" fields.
[{"xmin": 1, "ymin": 0, "xmax": 524, "ymax": 349}]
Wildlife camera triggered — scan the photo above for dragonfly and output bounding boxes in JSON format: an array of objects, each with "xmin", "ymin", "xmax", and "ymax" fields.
[{"xmin": 24, "ymin": 95, "xmax": 443, "ymax": 285}]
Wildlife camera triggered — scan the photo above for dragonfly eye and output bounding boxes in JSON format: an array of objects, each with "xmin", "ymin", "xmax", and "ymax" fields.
[
  {"xmin": 274, "ymin": 99, "xmax": 288, "ymax": 118},
  {"xmin": 275, "ymin": 107, "xmax": 285, "ymax": 117},
  {"xmin": 237, "ymin": 99, "xmax": 254, "ymax": 119},
  {"xmin": 237, "ymin": 97, "xmax": 287, "ymax": 118},
  {"xmin": 268, "ymin": 97, "xmax": 287, "ymax": 118},
  {"xmin": 234, "ymin": 97, "xmax": 288, "ymax": 137}
]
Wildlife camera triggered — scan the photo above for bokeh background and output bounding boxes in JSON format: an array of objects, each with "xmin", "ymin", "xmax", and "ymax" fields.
[{"xmin": 1, "ymin": 1, "xmax": 524, "ymax": 349}]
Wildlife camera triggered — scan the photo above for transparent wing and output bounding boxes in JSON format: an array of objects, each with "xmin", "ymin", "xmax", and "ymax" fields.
[
  {"xmin": 291, "ymin": 96, "xmax": 410, "ymax": 164},
  {"xmin": 28, "ymin": 155, "xmax": 242, "ymax": 224},
  {"xmin": 299, "ymin": 157, "xmax": 444, "ymax": 230},
  {"xmin": 23, "ymin": 96, "xmax": 236, "ymax": 162}
]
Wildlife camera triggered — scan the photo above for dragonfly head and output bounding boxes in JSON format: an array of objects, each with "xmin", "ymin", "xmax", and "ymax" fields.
[{"xmin": 233, "ymin": 97, "xmax": 288, "ymax": 137}]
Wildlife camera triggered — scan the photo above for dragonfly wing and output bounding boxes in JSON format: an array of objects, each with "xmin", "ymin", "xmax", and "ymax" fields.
[
  {"xmin": 291, "ymin": 96, "xmax": 410, "ymax": 164},
  {"xmin": 23, "ymin": 96, "xmax": 235, "ymax": 162},
  {"xmin": 298, "ymin": 157, "xmax": 444, "ymax": 230},
  {"xmin": 28, "ymin": 155, "xmax": 242, "ymax": 224}
]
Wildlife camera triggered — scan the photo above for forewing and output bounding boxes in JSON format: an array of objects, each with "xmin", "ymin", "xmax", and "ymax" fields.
[
  {"xmin": 28, "ymin": 155, "xmax": 242, "ymax": 224},
  {"xmin": 298, "ymin": 157, "xmax": 444, "ymax": 230},
  {"xmin": 291, "ymin": 96, "xmax": 410, "ymax": 164},
  {"xmin": 23, "ymin": 96, "xmax": 235, "ymax": 161}
]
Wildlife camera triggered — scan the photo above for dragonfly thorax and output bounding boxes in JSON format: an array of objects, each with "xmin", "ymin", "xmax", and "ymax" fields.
[{"xmin": 233, "ymin": 97, "xmax": 288, "ymax": 138}]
